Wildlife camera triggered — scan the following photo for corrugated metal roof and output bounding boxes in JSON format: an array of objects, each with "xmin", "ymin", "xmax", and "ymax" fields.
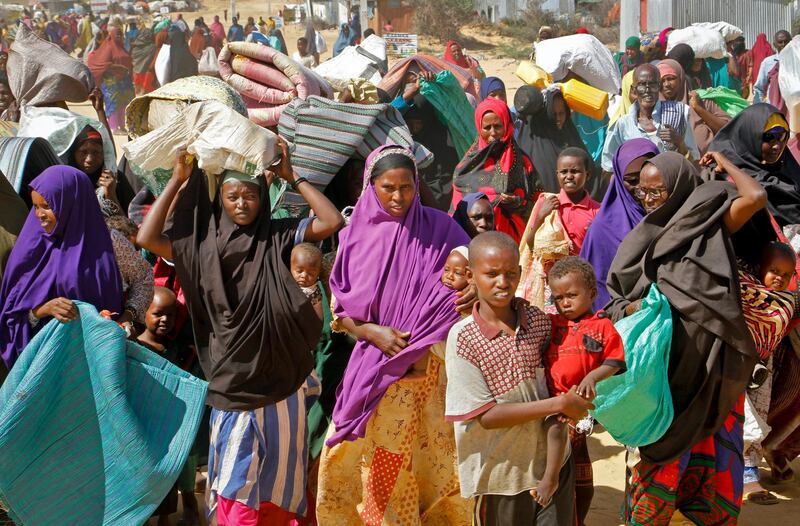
[{"xmin": 649, "ymin": 0, "xmax": 795, "ymax": 45}]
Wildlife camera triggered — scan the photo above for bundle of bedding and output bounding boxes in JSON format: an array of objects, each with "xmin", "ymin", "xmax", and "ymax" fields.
[
  {"xmin": 218, "ymin": 42, "xmax": 333, "ymax": 127},
  {"xmin": 277, "ymin": 95, "xmax": 432, "ymax": 209}
]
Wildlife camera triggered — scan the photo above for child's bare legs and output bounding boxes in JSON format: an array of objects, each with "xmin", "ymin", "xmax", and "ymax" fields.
[{"xmin": 531, "ymin": 418, "xmax": 568, "ymax": 507}]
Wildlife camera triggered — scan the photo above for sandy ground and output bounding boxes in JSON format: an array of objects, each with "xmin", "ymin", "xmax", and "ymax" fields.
[{"xmin": 65, "ymin": 2, "xmax": 800, "ymax": 523}]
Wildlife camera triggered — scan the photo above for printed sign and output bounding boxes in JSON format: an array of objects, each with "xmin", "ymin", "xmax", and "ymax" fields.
[{"xmin": 385, "ymin": 32, "xmax": 418, "ymax": 58}]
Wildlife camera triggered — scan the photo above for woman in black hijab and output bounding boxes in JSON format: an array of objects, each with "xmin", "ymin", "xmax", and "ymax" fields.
[
  {"xmin": 514, "ymin": 86, "xmax": 598, "ymax": 196},
  {"xmin": 137, "ymin": 140, "xmax": 343, "ymax": 523},
  {"xmin": 709, "ymin": 103, "xmax": 800, "ymax": 226},
  {"xmin": 403, "ymin": 93, "xmax": 460, "ymax": 211},
  {"xmin": 667, "ymin": 43, "xmax": 712, "ymax": 90},
  {"xmin": 165, "ymin": 25, "xmax": 198, "ymax": 84},
  {"xmin": 607, "ymin": 150, "xmax": 768, "ymax": 524}
]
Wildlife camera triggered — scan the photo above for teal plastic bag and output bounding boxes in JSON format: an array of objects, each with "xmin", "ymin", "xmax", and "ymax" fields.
[
  {"xmin": 695, "ymin": 86, "xmax": 749, "ymax": 117},
  {"xmin": 591, "ymin": 284, "xmax": 674, "ymax": 447},
  {"xmin": 420, "ymin": 70, "xmax": 477, "ymax": 157}
]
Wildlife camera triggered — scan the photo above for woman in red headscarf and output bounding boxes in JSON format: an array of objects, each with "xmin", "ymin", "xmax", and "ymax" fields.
[
  {"xmin": 451, "ymin": 98, "xmax": 539, "ymax": 242},
  {"xmin": 86, "ymin": 26, "xmax": 134, "ymax": 132},
  {"xmin": 750, "ymin": 33, "xmax": 775, "ymax": 90},
  {"xmin": 443, "ymin": 40, "xmax": 485, "ymax": 80}
]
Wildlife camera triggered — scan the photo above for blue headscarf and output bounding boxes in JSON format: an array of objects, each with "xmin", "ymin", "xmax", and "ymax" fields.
[
  {"xmin": 332, "ymin": 23, "xmax": 350, "ymax": 57},
  {"xmin": 579, "ymin": 138, "xmax": 659, "ymax": 310},
  {"xmin": 479, "ymin": 76, "xmax": 505, "ymax": 101},
  {"xmin": 452, "ymin": 192, "xmax": 491, "ymax": 237}
]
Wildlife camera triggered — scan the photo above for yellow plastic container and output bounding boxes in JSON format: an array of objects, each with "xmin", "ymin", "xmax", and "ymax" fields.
[
  {"xmin": 515, "ymin": 61, "xmax": 552, "ymax": 88},
  {"xmin": 560, "ymin": 79, "xmax": 609, "ymax": 121}
]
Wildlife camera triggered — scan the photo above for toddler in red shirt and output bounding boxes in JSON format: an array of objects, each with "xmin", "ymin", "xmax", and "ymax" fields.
[{"xmin": 537, "ymin": 256, "xmax": 625, "ymax": 525}]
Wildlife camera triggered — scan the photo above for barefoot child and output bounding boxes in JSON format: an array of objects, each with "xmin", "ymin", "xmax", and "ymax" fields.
[
  {"xmin": 137, "ymin": 287, "xmax": 202, "ymax": 526},
  {"xmin": 291, "ymin": 243, "xmax": 324, "ymax": 321},
  {"xmin": 445, "ymin": 232, "xmax": 594, "ymax": 526},
  {"xmin": 545, "ymin": 256, "xmax": 625, "ymax": 525}
]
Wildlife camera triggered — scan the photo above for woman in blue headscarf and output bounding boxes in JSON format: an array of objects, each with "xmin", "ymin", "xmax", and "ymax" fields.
[
  {"xmin": 479, "ymin": 76, "xmax": 506, "ymax": 101},
  {"xmin": 332, "ymin": 23, "xmax": 350, "ymax": 57}
]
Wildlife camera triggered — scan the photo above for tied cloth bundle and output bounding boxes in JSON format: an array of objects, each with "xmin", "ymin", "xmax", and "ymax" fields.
[
  {"xmin": 218, "ymin": 42, "xmax": 333, "ymax": 127},
  {"xmin": 123, "ymin": 100, "xmax": 279, "ymax": 198},
  {"xmin": 7, "ymin": 24, "xmax": 95, "ymax": 107}
]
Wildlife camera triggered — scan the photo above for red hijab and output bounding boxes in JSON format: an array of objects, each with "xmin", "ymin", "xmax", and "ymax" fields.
[
  {"xmin": 751, "ymin": 33, "xmax": 775, "ymax": 86},
  {"xmin": 86, "ymin": 26, "xmax": 132, "ymax": 82},
  {"xmin": 444, "ymin": 40, "xmax": 469, "ymax": 69},
  {"xmin": 475, "ymin": 97, "xmax": 522, "ymax": 174}
]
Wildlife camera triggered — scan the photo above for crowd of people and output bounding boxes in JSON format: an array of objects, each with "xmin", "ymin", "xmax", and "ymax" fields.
[{"xmin": 1, "ymin": 5, "xmax": 800, "ymax": 526}]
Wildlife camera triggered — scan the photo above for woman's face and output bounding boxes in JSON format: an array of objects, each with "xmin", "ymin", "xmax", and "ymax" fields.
[
  {"xmin": 31, "ymin": 190, "xmax": 56, "ymax": 234},
  {"xmin": 221, "ymin": 180, "xmax": 261, "ymax": 226},
  {"xmin": 552, "ymin": 96, "xmax": 567, "ymax": 130},
  {"xmin": 73, "ymin": 140, "xmax": 104, "ymax": 176},
  {"xmin": 660, "ymin": 73, "xmax": 680, "ymax": 101},
  {"xmin": 466, "ymin": 198, "xmax": 494, "ymax": 237},
  {"xmin": 480, "ymin": 111, "xmax": 505, "ymax": 143},
  {"xmin": 762, "ymin": 128, "xmax": 789, "ymax": 165},
  {"xmin": 637, "ymin": 163, "xmax": 670, "ymax": 213},
  {"xmin": 449, "ymin": 43, "xmax": 463, "ymax": 62},
  {"xmin": 622, "ymin": 155, "xmax": 651, "ymax": 194},
  {"xmin": 690, "ymin": 58, "xmax": 703, "ymax": 73},
  {"xmin": 373, "ymin": 167, "xmax": 416, "ymax": 218},
  {"xmin": 487, "ymin": 89, "xmax": 507, "ymax": 103}
]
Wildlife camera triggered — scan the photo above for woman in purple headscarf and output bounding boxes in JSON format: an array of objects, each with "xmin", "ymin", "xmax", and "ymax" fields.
[
  {"xmin": 317, "ymin": 145, "xmax": 473, "ymax": 524},
  {"xmin": 0, "ymin": 166, "xmax": 123, "ymax": 369},
  {"xmin": 579, "ymin": 138, "xmax": 659, "ymax": 310}
]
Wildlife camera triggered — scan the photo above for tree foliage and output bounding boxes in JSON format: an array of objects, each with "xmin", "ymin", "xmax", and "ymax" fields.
[{"xmin": 409, "ymin": 0, "xmax": 475, "ymax": 41}]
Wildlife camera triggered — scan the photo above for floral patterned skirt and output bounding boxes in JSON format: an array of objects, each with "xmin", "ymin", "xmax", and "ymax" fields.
[{"xmin": 316, "ymin": 354, "xmax": 471, "ymax": 526}]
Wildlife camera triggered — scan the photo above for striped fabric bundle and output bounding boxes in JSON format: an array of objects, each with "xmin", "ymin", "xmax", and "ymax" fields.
[
  {"xmin": 378, "ymin": 54, "xmax": 478, "ymax": 99},
  {"xmin": 0, "ymin": 302, "xmax": 208, "ymax": 526},
  {"xmin": 219, "ymin": 42, "xmax": 333, "ymax": 127},
  {"xmin": 277, "ymin": 95, "xmax": 432, "ymax": 209}
]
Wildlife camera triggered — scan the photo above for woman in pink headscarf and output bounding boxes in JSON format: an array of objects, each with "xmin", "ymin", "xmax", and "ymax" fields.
[
  {"xmin": 86, "ymin": 26, "xmax": 134, "ymax": 132},
  {"xmin": 209, "ymin": 15, "xmax": 225, "ymax": 53}
]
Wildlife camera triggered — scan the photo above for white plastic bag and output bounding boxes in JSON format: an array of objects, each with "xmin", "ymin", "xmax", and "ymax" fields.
[
  {"xmin": 743, "ymin": 393, "xmax": 771, "ymax": 449},
  {"xmin": 198, "ymin": 47, "xmax": 219, "ymax": 77},
  {"xmin": 533, "ymin": 34, "xmax": 620, "ymax": 94},
  {"xmin": 692, "ymin": 22, "xmax": 743, "ymax": 43},
  {"xmin": 315, "ymin": 31, "xmax": 327, "ymax": 54},
  {"xmin": 667, "ymin": 26, "xmax": 727, "ymax": 59},
  {"xmin": 314, "ymin": 35, "xmax": 386, "ymax": 87},
  {"xmin": 154, "ymin": 43, "xmax": 170, "ymax": 86},
  {"xmin": 779, "ymin": 36, "xmax": 800, "ymax": 132}
]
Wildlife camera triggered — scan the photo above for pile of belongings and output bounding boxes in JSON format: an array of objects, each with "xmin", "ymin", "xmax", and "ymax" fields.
[
  {"xmin": 7, "ymin": 24, "xmax": 94, "ymax": 107},
  {"xmin": 314, "ymin": 34, "xmax": 387, "ymax": 89},
  {"xmin": 533, "ymin": 33, "xmax": 621, "ymax": 94},
  {"xmin": 218, "ymin": 42, "xmax": 333, "ymax": 127},
  {"xmin": 124, "ymin": 100, "xmax": 278, "ymax": 198},
  {"xmin": 379, "ymin": 54, "xmax": 479, "ymax": 99},
  {"xmin": 125, "ymin": 76, "xmax": 248, "ymax": 138}
]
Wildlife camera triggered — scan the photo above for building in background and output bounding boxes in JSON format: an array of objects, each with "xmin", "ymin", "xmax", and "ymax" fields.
[
  {"xmin": 620, "ymin": 0, "xmax": 798, "ymax": 50},
  {"xmin": 474, "ymin": 0, "xmax": 575, "ymax": 23}
]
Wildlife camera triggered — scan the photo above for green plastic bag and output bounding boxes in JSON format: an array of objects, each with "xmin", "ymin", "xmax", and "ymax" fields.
[
  {"xmin": 591, "ymin": 284, "xmax": 674, "ymax": 447},
  {"xmin": 420, "ymin": 70, "xmax": 478, "ymax": 157},
  {"xmin": 695, "ymin": 86, "xmax": 749, "ymax": 117}
]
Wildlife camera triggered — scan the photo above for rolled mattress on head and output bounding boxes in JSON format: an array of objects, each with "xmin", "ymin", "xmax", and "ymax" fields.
[{"xmin": 218, "ymin": 42, "xmax": 333, "ymax": 127}]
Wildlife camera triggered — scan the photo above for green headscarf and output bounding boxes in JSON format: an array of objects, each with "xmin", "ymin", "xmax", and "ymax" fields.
[
  {"xmin": 626, "ymin": 36, "xmax": 641, "ymax": 49},
  {"xmin": 221, "ymin": 170, "xmax": 264, "ymax": 187}
]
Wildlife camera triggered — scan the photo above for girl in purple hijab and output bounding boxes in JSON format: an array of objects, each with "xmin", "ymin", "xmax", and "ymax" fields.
[
  {"xmin": 579, "ymin": 138, "xmax": 659, "ymax": 310},
  {"xmin": 317, "ymin": 145, "xmax": 473, "ymax": 524},
  {"xmin": 0, "ymin": 166, "xmax": 123, "ymax": 369}
]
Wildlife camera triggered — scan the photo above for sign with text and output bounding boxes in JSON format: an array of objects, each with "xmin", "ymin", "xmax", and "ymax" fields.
[{"xmin": 385, "ymin": 32, "xmax": 418, "ymax": 58}]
